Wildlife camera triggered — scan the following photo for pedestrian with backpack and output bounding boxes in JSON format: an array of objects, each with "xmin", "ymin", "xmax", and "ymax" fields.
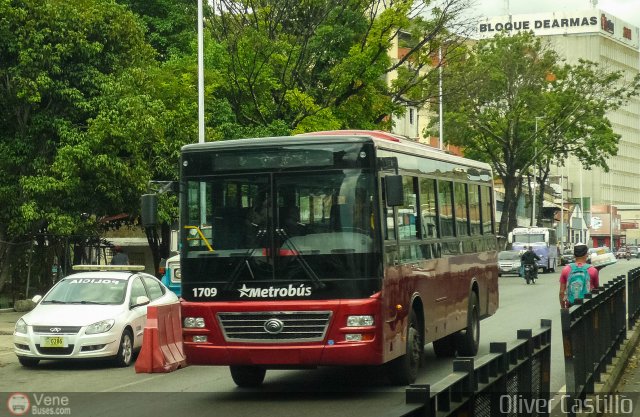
[{"xmin": 559, "ymin": 243, "xmax": 599, "ymax": 308}]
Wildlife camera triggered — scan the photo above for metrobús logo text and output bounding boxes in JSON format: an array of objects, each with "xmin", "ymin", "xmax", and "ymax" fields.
[{"xmin": 238, "ymin": 284, "xmax": 312, "ymax": 298}]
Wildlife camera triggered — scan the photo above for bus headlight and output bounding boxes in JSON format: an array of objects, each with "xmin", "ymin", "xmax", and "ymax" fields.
[
  {"xmin": 183, "ymin": 317, "xmax": 205, "ymax": 328},
  {"xmin": 346, "ymin": 315, "xmax": 374, "ymax": 327}
]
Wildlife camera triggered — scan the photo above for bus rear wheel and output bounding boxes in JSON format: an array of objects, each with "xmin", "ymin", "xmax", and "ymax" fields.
[
  {"xmin": 387, "ymin": 309, "xmax": 423, "ymax": 385},
  {"xmin": 229, "ymin": 366, "xmax": 266, "ymax": 387},
  {"xmin": 456, "ymin": 292, "xmax": 480, "ymax": 356}
]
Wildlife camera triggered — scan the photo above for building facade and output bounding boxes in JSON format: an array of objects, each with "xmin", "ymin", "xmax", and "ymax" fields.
[{"xmin": 479, "ymin": 10, "xmax": 640, "ymax": 208}]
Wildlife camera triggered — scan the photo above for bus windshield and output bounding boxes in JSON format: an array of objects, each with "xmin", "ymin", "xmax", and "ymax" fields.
[{"xmin": 182, "ymin": 168, "xmax": 381, "ymax": 300}]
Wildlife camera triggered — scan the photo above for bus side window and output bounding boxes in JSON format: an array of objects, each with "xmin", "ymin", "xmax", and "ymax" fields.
[
  {"xmin": 398, "ymin": 176, "xmax": 418, "ymax": 240},
  {"xmin": 468, "ymin": 185, "xmax": 481, "ymax": 235},
  {"xmin": 438, "ymin": 180, "xmax": 455, "ymax": 238},
  {"xmin": 454, "ymin": 182, "xmax": 469, "ymax": 236},
  {"xmin": 480, "ymin": 186, "xmax": 494, "ymax": 234},
  {"xmin": 419, "ymin": 178, "xmax": 438, "ymax": 238}
]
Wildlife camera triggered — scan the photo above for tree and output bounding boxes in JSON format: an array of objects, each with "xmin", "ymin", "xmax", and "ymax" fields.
[
  {"xmin": 441, "ymin": 32, "xmax": 640, "ymax": 236},
  {"xmin": 529, "ymin": 60, "xmax": 640, "ymax": 227},
  {"xmin": 116, "ymin": 0, "xmax": 199, "ymax": 60},
  {"xmin": 209, "ymin": 0, "xmax": 476, "ymax": 132},
  {"xmin": 0, "ymin": 0, "xmax": 155, "ymax": 290}
]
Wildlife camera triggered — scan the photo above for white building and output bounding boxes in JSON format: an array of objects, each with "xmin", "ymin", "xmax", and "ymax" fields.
[{"xmin": 479, "ymin": 10, "xmax": 640, "ymax": 208}]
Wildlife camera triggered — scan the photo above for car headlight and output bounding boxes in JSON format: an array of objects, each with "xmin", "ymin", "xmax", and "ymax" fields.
[
  {"xmin": 85, "ymin": 319, "xmax": 115, "ymax": 335},
  {"xmin": 346, "ymin": 315, "xmax": 375, "ymax": 327},
  {"xmin": 174, "ymin": 268, "xmax": 181, "ymax": 279},
  {"xmin": 14, "ymin": 318, "xmax": 27, "ymax": 334}
]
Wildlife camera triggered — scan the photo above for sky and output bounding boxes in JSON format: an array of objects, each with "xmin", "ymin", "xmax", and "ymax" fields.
[{"xmin": 469, "ymin": 0, "xmax": 640, "ymax": 28}]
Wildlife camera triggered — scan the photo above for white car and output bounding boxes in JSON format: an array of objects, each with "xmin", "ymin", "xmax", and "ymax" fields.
[
  {"xmin": 498, "ymin": 250, "xmax": 522, "ymax": 276},
  {"xmin": 13, "ymin": 265, "xmax": 178, "ymax": 367}
]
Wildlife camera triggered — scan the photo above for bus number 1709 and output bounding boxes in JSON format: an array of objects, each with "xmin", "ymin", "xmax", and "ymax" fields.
[{"xmin": 192, "ymin": 287, "xmax": 218, "ymax": 297}]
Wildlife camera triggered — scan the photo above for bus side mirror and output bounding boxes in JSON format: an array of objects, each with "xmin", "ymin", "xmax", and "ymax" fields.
[
  {"xmin": 385, "ymin": 175, "xmax": 404, "ymax": 207},
  {"xmin": 141, "ymin": 194, "xmax": 158, "ymax": 227}
]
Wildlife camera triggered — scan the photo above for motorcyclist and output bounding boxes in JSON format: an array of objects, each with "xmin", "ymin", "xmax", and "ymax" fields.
[{"xmin": 521, "ymin": 246, "xmax": 541, "ymax": 280}]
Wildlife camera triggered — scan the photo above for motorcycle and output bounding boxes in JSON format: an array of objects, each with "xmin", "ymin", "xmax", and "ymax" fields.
[{"xmin": 523, "ymin": 263, "xmax": 536, "ymax": 284}]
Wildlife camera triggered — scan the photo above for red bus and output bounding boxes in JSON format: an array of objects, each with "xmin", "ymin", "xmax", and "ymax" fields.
[{"xmin": 178, "ymin": 130, "xmax": 499, "ymax": 386}]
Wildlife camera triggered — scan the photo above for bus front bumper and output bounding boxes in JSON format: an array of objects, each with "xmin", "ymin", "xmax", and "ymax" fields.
[{"xmin": 183, "ymin": 341, "xmax": 382, "ymax": 366}]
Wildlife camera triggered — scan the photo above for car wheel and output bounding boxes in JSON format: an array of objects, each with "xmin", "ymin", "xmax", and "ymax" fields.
[
  {"xmin": 387, "ymin": 309, "xmax": 423, "ymax": 385},
  {"xmin": 229, "ymin": 366, "xmax": 266, "ymax": 387},
  {"xmin": 114, "ymin": 329, "xmax": 134, "ymax": 367},
  {"xmin": 456, "ymin": 292, "xmax": 480, "ymax": 356},
  {"xmin": 18, "ymin": 357, "xmax": 40, "ymax": 367}
]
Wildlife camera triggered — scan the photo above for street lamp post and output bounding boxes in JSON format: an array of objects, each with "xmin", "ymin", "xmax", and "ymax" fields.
[
  {"xmin": 197, "ymin": 0, "xmax": 206, "ymax": 224},
  {"xmin": 560, "ymin": 166, "xmax": 564, "ymax": 247},
  {"xmin": 532, "ymin": 117, "xmax": 544, "ymax": 227},
  {"xmin": 609, "ymin": 171, "xmax": 614, "ymax": 250}
]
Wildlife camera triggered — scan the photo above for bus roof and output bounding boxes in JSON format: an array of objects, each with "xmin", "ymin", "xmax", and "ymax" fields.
[{"xmin": 182, "ymin": 131, "xmax": 492, "ymax": 171}]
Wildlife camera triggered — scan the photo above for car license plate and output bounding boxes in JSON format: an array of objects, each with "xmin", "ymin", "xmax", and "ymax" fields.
[{"xmin": 42, "ymin": 336, "xmax": 66, "ymax": 348}]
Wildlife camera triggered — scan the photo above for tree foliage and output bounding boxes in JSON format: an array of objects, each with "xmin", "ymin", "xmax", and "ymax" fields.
[
  {"xmin": 0, "ymin": 0, "xmax": 155, "ymax": 290},
  {"xmin": 210, "ymin": 0, "xmax": 475, "ymax": 132},
  {"xmin": 442, "ymin": 32, "xmax": 640, "ymax": 235},
  {"xmin": 116, "ymin": 0, "xmax": 198, "ymax": 60}
]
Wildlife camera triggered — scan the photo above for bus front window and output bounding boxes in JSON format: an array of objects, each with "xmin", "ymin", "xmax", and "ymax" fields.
[{"xmin": 183, "ymin": 171, "xmax": 380, "ymax": 294}]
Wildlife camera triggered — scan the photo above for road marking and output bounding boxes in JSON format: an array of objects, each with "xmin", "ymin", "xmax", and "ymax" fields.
[{"xmin": 99, "ymin": 375, "xmax": 166, "ymax": 392}]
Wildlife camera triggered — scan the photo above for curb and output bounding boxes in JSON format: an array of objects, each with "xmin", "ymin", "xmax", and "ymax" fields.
[{"xmin": 0, "ymin": 308, "xmax": 15, "ymax": 313}]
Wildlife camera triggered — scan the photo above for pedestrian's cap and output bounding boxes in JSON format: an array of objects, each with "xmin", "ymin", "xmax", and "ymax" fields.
[{"xmin": 574, "ymin": 242, "xmax": 588, "ymax": 257}]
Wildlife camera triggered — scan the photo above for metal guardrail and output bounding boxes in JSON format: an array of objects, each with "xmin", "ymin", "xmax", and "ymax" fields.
[
  {"xmin": 627, "ymin": 267, "xmax": 640, "ymax": 327},
  {"xmin": 561, "ymin": 275, "xmax": 627, "ymax": 415},
  {"xmin": 386, "ymin": 320, "xmax": 552, "ymax": 417}
]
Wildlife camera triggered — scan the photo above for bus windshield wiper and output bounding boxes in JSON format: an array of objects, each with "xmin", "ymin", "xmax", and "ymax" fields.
[
  {"xmin": 225, "ymin": 229, "xmax": 266, "ymax": 290},
  {"xmin": 276, "ymin": 229, "xmax": 325, "ymax": 290}
]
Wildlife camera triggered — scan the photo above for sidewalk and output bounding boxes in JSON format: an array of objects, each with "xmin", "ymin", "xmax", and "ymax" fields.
[
  {"xmin": 0, "ymin": 310, "xmax": 22, "ymax": 361},
  {"xmin": 610, "ymin": 341, "xmax": 640, "ymax": 416}
]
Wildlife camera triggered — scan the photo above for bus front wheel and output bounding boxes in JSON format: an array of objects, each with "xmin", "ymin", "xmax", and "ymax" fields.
[
  {"xmin": 387, "ymin": 309, "xmax": 423, "ymax": 385},
  {"xmin": 456, "ymin": 292, "xmax": 480, "ymax": 356},
  {"xmin": 229, "ymin": 366, "xmax": 266, "ymax": 387}
]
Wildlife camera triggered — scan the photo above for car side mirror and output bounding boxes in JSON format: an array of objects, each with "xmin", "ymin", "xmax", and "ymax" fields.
[
  {"xmin": 31, "ymin": 295, "xmax": 42, "ymax": 304},
  {"xmin": 131, "ymin": 295, "xmax": 150, "ymax": 308}
]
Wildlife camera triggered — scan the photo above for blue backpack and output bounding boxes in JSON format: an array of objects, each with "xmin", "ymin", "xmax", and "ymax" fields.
[{"xmin": 567, "ymin": 263, "xmax": 590, "ymax": 304}]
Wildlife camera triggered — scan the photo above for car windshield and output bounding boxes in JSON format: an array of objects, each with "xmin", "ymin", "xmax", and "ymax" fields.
[
  {"xmin": 42, "ymin": 277, "xmax": 128, "ymax": 304},
  {"xmin": 498, "ymin": 251, "xmax": 521, "ymax": 260}
]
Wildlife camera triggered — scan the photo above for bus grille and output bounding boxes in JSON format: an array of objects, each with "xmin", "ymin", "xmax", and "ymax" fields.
[{"xmin": 217, "ymin": 311, "xmax": 332, "ymax": 343}]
